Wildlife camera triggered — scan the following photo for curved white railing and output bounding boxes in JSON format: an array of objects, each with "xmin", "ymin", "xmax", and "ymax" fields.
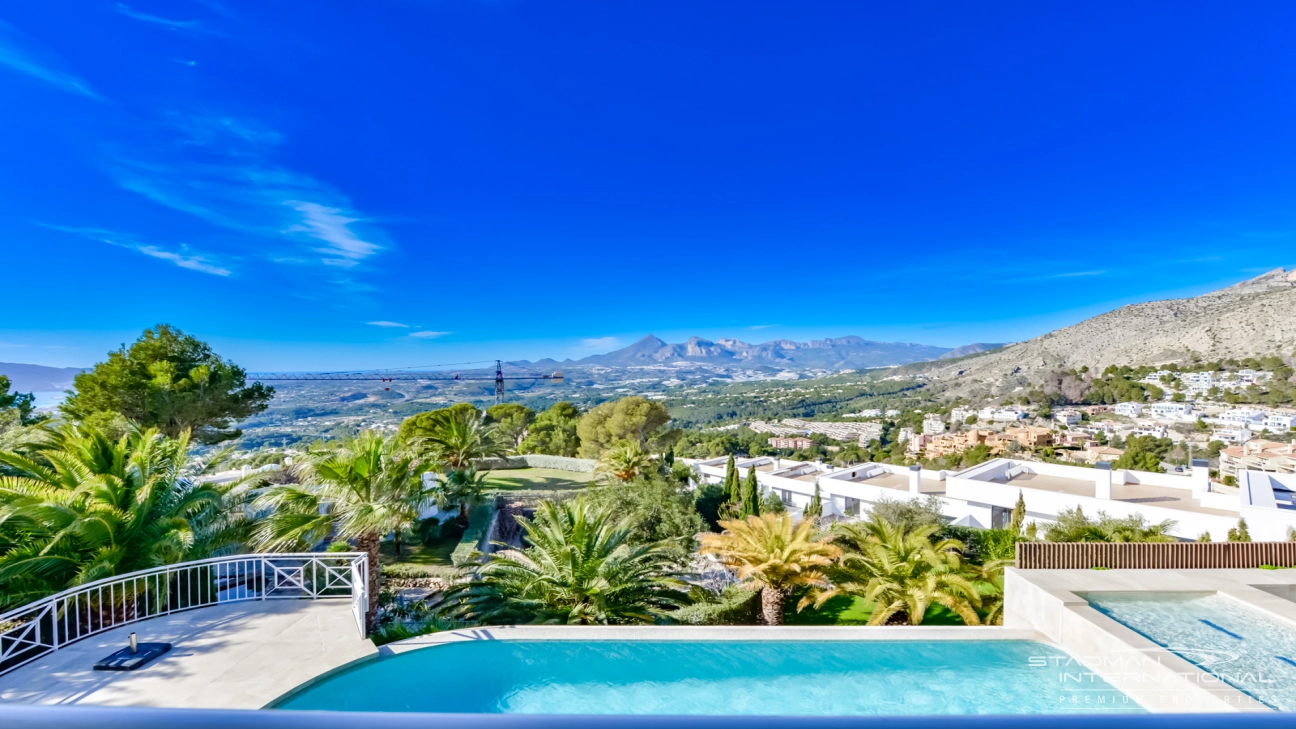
[{"xmin": 0, "ymin": 553, "xmax": 368, "ymax": 676}]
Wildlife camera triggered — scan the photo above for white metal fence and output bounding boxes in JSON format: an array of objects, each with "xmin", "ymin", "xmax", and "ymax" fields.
[{"xmin": 0, "ymin": 553, "xmax": 368, "ymax": 676}]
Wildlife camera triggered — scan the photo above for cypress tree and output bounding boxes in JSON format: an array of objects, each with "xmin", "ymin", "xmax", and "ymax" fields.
[
  {"xmin": 665, "ymin": 448, "xmax": 675, "ymax": 467},
  {"xmin": 741, "ymin": 465, "xmax": 760, "ymax": 518},
  {"xmin": 723, "ymin": 454, "xmax": 738, "ymax": 501},
  {"xmin": 804, "ymin": 483, "xmax": 823, "ymax": 519},
  {"xmin": 1009, "ymin": 490, "xmax": 1027, "ymax": 535}
]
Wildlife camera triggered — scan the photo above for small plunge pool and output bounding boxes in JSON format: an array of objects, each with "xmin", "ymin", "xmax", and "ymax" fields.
[
  {"xmin": 1085, "ymin": 591, "xmax": 1296, "ymax": 711},
  {"xmin": 274, "ymin": 639, "xmax": 1140, "ymax": 715}
]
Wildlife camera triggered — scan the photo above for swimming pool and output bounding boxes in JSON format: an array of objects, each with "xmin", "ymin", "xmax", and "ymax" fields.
[
  {"xmin": 275, "ymin": 639, "xmax": 1139, "ymax": 715},
  {"xmin": 1085, "ymin": 591, "xmax": 1296, "ymax": 711}
]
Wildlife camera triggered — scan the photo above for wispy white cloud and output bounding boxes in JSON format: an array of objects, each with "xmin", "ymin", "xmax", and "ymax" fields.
[
  {"xmin": 288, "ymin": 201, "xmax": 381, "ymax": 267},
  {"xmin": 35, "ymin": 224, "xmax": 231, "ymax": 276},
  {"xmin": 580, "ymin": 337, "xmax": 619, "ymax": 349},
  {"xmin": 410, "ymin": 331, "xmax": 450, "ymax": 339},
  {"xmin": 368, "ymin": 321, "xmax": 410, "ymax": 328},
  {"xmin": 0, "ymin": 21, "xmax": 104, "ymax": 101},
  {"xmin": 114, "ymin": 4, "xmax": 203, "ymax": 31},
  {"xmin": 748, "ymin": 324, "xmax": 779, "ymax": 330},
  {"xmin": 107, "ymin": 114, "xmax": 389, "ymax": 274}
]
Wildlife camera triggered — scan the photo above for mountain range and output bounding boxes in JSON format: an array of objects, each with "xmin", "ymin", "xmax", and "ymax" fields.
[
  {"xmin": 0, "ymin": 362, "xmax": 84, "ymax": 392},
  {"xmin": 513, "ymin": 336, "xmax": 1005, "ymax": 371}
]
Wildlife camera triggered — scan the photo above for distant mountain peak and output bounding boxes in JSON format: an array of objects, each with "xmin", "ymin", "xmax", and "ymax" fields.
[{"xmin": 546, "ymin": 334, "xmax": 974, "ymax": 369}]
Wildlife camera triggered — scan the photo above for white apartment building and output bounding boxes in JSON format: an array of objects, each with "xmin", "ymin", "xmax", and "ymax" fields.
[
  {"xmin": 978, "ymin": 407, "xmax": 1028, "ymax": 422},
  {"xmin": 1217, "ymin": 408, "xmax": 1266, "ymax": 426},
  {"xmin": 1055, "ymin": 409, "xmax": 1082, "ymax": 426},
  {"xmin": 1133, "ymin": 423, "xmax": 1169, "ymax": 439},
  {"xmin": 1114, "ymin": 402, "xmax": 1145, "ymax": 417},
  {"xmin": 1237, "ymin": 369, "xmax": 1271, "ymax": 384},
  {"xmin": 950, "ymin": 407, "xmax": 974, "ymax": 423},
  {"xmin": 855, "ymin": 422, "xmax": 884, "ymax": 445},
  {"xmin": 690, "ymin": 455, "xmax": 1296, "ymax": 542},
  {"xmin": 1148, "ymin": 402, "xmax": 1194, "ymax": 421},
  {"xmin": 885, "ymin": 409, "xmax": 901, "ymax": 417},
  {"xmin": 1265, "ymin": 414, "xmax": 1296, "ymax": 431},
  {"xmin": 922, "ymin": 414, "xmax": 947, "ymax": 434},
  {"xmin": 844, "ymin": 409, "xmax": 882, "ymax": 418},
  {"xmin": 1213, "ymin": 428, "xmax": 1253, "ymax": 445},
  {"xmin": 1182, "ymin": 371, "xmax": 1215, "ymax": 387}
]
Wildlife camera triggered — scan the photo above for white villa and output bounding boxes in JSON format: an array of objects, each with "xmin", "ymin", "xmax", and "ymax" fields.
[{"xmin": 692, "ymin": 455, "xmax": 1296, "ymax": 542}]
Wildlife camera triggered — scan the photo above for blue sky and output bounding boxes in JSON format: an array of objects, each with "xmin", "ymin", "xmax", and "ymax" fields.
[{"xmin": 2, "ymin": 1, "xmax": 1293, "ymax": 371}]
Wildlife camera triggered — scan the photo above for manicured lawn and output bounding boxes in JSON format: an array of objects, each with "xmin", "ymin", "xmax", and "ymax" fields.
[
  {"xmin": 378, "ymin": 539, "xmax": 457, "ymax": 575},
  {"xmin": 380, "ymin": 469, "xmax": 590, "ymax": 576},
  {"xmin": 785, "ymin": 593, "xmax": 968, "ymax": 625},
  {"xmin": 483, "ymin": 467, "xmax": 592, "ymax": 492}
]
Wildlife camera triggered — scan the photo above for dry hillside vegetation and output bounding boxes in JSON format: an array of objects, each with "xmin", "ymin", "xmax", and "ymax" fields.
[{"xmin": 917, "ymin": 268, "xmax": 1296, "ymax": 398}]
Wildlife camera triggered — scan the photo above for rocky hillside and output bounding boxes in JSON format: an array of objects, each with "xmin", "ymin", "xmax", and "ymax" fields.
[{"xmin": 917, "ymin": 268, "xmax": 1296, "ymax": 396}]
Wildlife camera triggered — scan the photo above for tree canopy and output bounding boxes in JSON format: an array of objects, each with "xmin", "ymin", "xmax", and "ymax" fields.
[
  {"xmin": 61, "ymin": 324, "xmax": 273, "ymax": 444},
  {"xmin": 577, "ymin": 397, "xmax": 676, "ymax": 458},
  {"xmin": 0, "ymin": 375, "xmax": 41, "ymax": 428},
  {"xmin": 517, "ymin": 402, "xmax": 582, "ymax": 456}
]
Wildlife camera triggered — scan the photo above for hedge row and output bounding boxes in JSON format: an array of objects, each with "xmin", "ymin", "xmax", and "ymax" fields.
[
  {"xmin": 473, "ymin": 455, "xmax": 596, "ymax": 473},
  {"xmin": 673, "ymin": 585, "xmax": 760, "ymax": 625}
]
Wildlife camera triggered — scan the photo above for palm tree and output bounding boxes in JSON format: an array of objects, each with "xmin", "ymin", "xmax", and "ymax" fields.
[
  {"xmin": 252, "ymin": 430, "xmax": 430, "ymax": 626},
  {"xmin": 439, "ymin": 501, "xmax": 689, "ymax": 624},
  {"xmin": 823, "ymin": 518, "xmax": 983, "ymax": 625},
  {"xmin": 593, "ymin": 440, "xmax": 651, "ymax": 483},
  {"xmin": 413, "ymin": 407, "xmax": 502, "ymax": 471},
  {"xmin": 699, "ymin": 513, "xmax": 840, "ymax": 625},
  {"xmin": 433, "ymin": 466, "xmax": 488, "ymax": 527},
  {"xmin": 0, "ymin": 423, "xmax": 249, "ymax": 609}
]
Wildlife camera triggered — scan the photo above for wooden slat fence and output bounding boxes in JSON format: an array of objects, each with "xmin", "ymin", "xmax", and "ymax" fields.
[{"xmin": 1015, "ymin": 541, "xmax": 1296, "ymax": 569}]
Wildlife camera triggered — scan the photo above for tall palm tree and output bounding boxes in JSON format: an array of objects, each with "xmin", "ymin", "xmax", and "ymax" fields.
[
  {"xmin": 440, "ymin": 501, "xmax": 689, "ymax": 624},
  {"xmin": 0, "ymin": 423, "xmax": 248, "ymax": 609},
  {"xmin": 699, "ymin": 513, "xmax": 840, "ymax": 625},
  {"xmin": 251, "ymin": 430, "xmax": 430, "ymax": 626},
  {"xmin": 593, "ymin": 440, "xmax": 651, "ymax": 483},
  {"xmin": 823, "ymin": 518, "xmax": 983, "ymax": 625},
  {"xmin": 411, "ymin": 408, "xmax": 502, "ymax": 525}
]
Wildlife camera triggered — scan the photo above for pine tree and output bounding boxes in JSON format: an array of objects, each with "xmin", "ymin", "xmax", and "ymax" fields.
[
  {"xmin": 1009, "ymin": 490, "xmax": 1027, "ymax": 535},
  {"xmin": 804, "ymin": 483, "xmax": 823, "ymax": 519},
  {"xmin": 741, "ymin": 466, "xmax": 760, "ymax": 518},
  {"xmin": 665, "ymin": 448, "xmax": 675, "ymax": 467}
]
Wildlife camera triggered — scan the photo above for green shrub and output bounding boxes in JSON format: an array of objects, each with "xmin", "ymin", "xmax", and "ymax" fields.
[
  {"xmin": 418, "ymin": 517, "xmax": 442, "ymax": 546},
  {"xmin": 382, "ymin": 564, "xmax": 431, "ymax": 580},
  {"xmin": 673, "ymin": 585, "xmax": 759, "ymax": 625},
  {"xmin": 325, "ymin": 540, "xmax": 354, "ymax": 553},
  {"xmin": 938, "ymin": 526, "xmax": 1021, "ymax": 564}
]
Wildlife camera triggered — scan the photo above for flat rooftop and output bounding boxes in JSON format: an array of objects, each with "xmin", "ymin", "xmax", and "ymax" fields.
[
  {"xmin": 989, "ymin": 472, "xmax": 1236, "ymax": 517},
  {"xmin": 0, "ymin": 599, "xmax": 375, "ymax": 709}
]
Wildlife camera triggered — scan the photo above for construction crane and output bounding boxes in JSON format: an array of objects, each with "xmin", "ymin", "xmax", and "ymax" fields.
[{"xmin": 247, "ymin": 360, "xmax": 563, "ymax": 405}]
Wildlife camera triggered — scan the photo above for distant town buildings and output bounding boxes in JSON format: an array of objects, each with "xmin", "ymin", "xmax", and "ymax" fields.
[
  {"xmin": 950, "ymin": 407, "xmax": 974, "ymax": 423},
  {"xmin": 768, "ymin": 436, "xmax": 813, "ymax": 451},
  {"xmin": 922, "ymin": 414, "xmax": 947, "ymax": 434},
  {"xmin": 1114, "ymin": 402, "xmax": 1145, "ymax": 418},
  {"xmin": 1220, "ymin": 439, "xmax": 1296, "ymax": 477},
  {"xmin": 1149, "ymin": 402, "xmax": 1194, "ymax": 421},
  {"xmin": 1055, "ymin": 409, "xmax": 1082, "ymax": 426}
]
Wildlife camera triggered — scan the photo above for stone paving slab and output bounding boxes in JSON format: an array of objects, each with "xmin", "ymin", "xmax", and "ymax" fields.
[{"xmin": 0, "ymin": 600, "xmax": 377, "ymax": 709}]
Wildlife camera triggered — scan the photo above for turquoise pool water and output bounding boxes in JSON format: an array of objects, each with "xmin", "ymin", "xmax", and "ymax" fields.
[
  {"xmin": 276, "ymin": 640, "xmax": 1140, "ymax": 715},
  {"xmin": 1085, "ymin": 591, "xmax": 1296, "ymax": 711}
]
